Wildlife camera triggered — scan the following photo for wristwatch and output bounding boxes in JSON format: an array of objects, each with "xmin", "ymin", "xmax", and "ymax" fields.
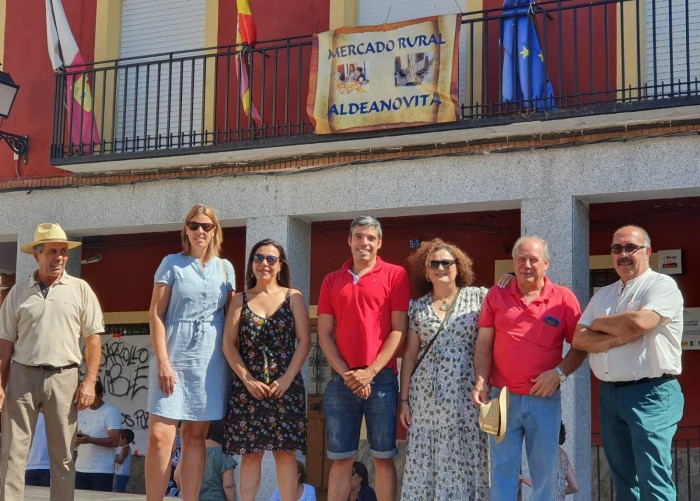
[{"xmin": 555, "ymin": 367, "xmax": 567, "ymax": 383}]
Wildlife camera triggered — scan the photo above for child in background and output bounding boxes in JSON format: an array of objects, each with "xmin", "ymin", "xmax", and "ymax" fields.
[
  {"xmin": 114, "ymin": 429, "xmax": 135, "ymax": 493},
  {"xmin": 521, "ymin": 422, "xmax": 579, "ymax": 499}
]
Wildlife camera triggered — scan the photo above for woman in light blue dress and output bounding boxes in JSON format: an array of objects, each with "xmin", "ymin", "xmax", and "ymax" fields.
[{"xmin": 145, "ymin": 204, "xmax": 235, "ymax": 501}]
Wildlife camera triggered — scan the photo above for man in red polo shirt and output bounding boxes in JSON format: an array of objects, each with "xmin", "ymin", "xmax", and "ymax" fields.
[
  {"xmin": 317, "ymin": 215, "xmax": 410, "ymax": 501},
  {"xmin": 473, "ymin": 236, "xmax": 586, "ymax": 501}
]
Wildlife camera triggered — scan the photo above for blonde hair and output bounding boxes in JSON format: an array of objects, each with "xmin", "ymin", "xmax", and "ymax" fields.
[{"xmin": 181, "ymin": 204, "xmax": 223, "ymax": 261}]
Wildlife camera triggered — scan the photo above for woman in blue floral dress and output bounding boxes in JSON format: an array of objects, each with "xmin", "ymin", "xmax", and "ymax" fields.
[{"xmin": 222, "ymin": 239, "xmax": 310, "ymax": 501}]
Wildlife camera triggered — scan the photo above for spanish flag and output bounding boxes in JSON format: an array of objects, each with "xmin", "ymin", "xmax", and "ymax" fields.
[
  {"xmin": 236, "ymin": 0, "xmax": 261, "ymax": 126},
  {"xmin": 45, "ymin": 0, "xmax": 101, "ymax": 152}
]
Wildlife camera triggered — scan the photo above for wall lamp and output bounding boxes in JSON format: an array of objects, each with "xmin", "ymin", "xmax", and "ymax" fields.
[{"xmin": 0, "ymin": 70, "xmax": 29, "ymax": 163}]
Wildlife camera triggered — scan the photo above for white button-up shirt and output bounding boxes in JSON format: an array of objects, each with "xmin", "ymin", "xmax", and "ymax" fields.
[{"xmin": 580, "ymin": 269, "xmax": 683, "ymax": 382}]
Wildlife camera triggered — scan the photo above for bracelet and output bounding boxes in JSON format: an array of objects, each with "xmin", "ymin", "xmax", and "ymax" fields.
[{"xmin": 399, "ymin": 399, "xmax": 409, "ymax": 405}]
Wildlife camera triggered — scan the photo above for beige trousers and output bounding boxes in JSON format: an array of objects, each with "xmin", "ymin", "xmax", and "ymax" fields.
[{"xmin": 0, "ymin": 362, "xmax": 79, "ymax": 501}]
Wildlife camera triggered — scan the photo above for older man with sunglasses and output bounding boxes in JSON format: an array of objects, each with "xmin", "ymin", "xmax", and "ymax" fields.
[
  {"xmin": 473, "ymin": 235, "xmax": 586, "ymax": 501},
  {"xmin": 573, "ymin": 225, "xmax": 684, "ymax": 501}
]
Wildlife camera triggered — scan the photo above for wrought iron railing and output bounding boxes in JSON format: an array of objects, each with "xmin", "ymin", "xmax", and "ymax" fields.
[
  {"xmin": 50, "ymin": 0, "xmax": 700, "ymax": 162},
  {"xmin": 592, "ymin": 426, "xmax": 700, "ymax": 500}
]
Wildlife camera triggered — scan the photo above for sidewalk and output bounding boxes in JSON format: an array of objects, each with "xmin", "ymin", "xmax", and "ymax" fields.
[{"xmin": 25, "ymin": 486, "xmax": 148, "ymax": 500}]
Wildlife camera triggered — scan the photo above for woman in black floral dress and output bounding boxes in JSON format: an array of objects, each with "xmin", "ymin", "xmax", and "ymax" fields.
[{"xmin": 222, "ymin": 239, "xmax": 310, "ymax": 501}]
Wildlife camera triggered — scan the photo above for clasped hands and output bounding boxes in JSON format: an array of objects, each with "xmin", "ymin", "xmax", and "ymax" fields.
[
  {"xmin": 244, "ymin": 374, "xmax": 292, "ymax": 400},
  {"xmin": 343, "ymin": 367, "xmax": 376, "ymax": 399}
]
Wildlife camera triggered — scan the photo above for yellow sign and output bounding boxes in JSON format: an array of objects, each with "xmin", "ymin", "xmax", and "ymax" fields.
[{"xmin": 307, "ymin": 15, "xmax": 461, "ymax": 134}]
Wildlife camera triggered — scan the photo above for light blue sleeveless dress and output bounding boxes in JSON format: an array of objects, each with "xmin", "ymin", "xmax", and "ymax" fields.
[{"xmin": 147, "ymin": 253, "xmax": 235, "ymax": 421}]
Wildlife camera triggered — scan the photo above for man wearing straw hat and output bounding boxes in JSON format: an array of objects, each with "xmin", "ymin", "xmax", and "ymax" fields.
[
  {"xmin": 0, "ymin": 223, "xmax": 104, "ymax": 501},
  {"xmin": 473, "ymin": 236, "xmax": 586, "ymax": 501}
]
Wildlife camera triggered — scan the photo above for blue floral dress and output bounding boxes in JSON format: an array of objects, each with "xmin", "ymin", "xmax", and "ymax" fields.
[
  {"xmin": 147, "ymin": 253, "xmax": 235, "ymax": 421},
  {"xmin": 223, "ymin": 290, "xmax": 307, "ymax": 454}
]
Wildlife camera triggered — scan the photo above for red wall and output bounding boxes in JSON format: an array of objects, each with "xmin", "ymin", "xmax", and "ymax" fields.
[
  {"xmin": 310, "ymin": 210, "xmax": 522, "ymax": 302},
  {"xmin": 589, "ymin": 197, "xmax": 700, "ymax": 435},
  {"xmin": 80, "ymin": 228, "xmax": 247, "ymax": 313},
  {"xmin": 0, "ymin": 0, "xmax": 96, "ymax": 180},
  {"xmin": 481, "ymin": 0, "xmax": 617, "ymax": 107},
  {"xmin": 216, "ymin": 0, "xmax": 329, "ymax": 135}
]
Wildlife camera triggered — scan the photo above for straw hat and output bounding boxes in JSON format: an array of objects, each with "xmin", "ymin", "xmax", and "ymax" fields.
[
  {"xmin": 479, "ymin": 386, "xmax": 509, "ymax": 443},
  {"xmin": 20, "ymin": 223, "xmax": 81, "ymax": 254}
]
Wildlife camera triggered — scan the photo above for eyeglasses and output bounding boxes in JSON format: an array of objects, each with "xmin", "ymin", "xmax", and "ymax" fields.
[
  {"xmin": 186, "ymin": 222, "xmax": 215, "ymax": 232},
  {"xmin": 253, "ymin": 254, "xmax": 282, "ymax": 266},
  {"xmin": 429, "ymin": 259, "xmax": 455, "ymax": 270},
  {"xmin": 610, "ymin": 244, "xmax": 646, "ymax": 255}
]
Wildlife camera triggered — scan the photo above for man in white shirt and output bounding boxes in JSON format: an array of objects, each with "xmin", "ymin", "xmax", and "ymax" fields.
[
  {"xmin": 75, "ymin": 379, "xmax": 121, "ymax": 491},
  {"xmin": 25, "ymin": 412, "xmax": 50, "ymax": 487},
  {"xmin": 573, "ymin": 225, "xmax": 684, "ymax": 501}
]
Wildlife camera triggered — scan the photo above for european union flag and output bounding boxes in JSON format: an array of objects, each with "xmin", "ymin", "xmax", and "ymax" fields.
[{"xmin": 501, "ymin": 0, "xmax": 556, "ymax": 110}]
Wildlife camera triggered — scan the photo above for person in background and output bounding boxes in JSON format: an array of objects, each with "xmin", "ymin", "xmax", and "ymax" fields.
[
  {"xmin": 75, "ymin": 379, "xmax": 122, "ymax": 491},
  {"xmin": 145, "ymin": 204, "xmax": 236, "ymax": 501},
  {"xmin": 348, "ymin": 461, "xmax": 376, "ymax": 501},
  {"xmin": 114, "ymin": 429, "xmax": 135, "ymax": 493},
  {"xmin": 223, "ymin": 239, "xmax": 310, "ymax": 501},
  {"xmin": 521, "ymin": 422, "xmax": 579, "ymax": 499},
  {"xmin": 176, "ymin": 420, "xmax": 238, "ymax": 501},
  {"xmin": 25, "ymin": 412, "xmax": 50, "ymax": 487},
  {"xmin": 270, "ymin": 460, "xmax": 316, "ymax": 501}
]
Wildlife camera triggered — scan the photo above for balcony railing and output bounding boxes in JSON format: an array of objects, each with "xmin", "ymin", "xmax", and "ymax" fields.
[
  {"xmin": 50, "ymin": 0, "xmax": 700, "ymax": 163},
  {"xmin": 592, "ymin": 426, "xmax": 700, "ymax": 500}
]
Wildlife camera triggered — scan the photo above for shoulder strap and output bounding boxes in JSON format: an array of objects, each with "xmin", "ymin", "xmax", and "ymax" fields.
[{"xmin": 411, "ymin": 289, "xmax": 460, "ymax": 377}]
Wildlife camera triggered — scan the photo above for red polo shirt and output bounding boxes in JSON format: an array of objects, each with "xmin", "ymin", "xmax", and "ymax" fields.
[
  {"xmin": 317, "ymin": 257, "xmax": 410, "ymax": 372},
  {"xmin": 477, "ymin": 277, "xmax": 581, "ymax": 395}
]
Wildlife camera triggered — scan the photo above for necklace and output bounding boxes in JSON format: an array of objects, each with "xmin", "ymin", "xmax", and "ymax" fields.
[{"xmin": 433, "ymin": 288, "xmax": 458, "ymax": 311}]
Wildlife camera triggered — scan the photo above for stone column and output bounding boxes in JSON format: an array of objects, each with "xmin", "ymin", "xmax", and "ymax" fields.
[
  {"xmin": 243, "ymin": 215, "xmax": 312, "ymax": 500},
  {"xmin": 245, "ymin": 216, "xmax": 311, "ymax": 301},
  {"xmin": 521, "ymin": 196, "xmax": 591, "ymax": 501}
]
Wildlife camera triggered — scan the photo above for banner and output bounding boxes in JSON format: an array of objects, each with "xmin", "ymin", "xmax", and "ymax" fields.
[{"xmin": 307, "ymin": 15, "xmax": 461, "ymax": 134}]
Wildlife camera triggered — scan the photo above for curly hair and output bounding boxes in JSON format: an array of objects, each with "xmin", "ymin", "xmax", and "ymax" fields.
[{"xmin": 407, "ymin": 238, "xmax": 475, "ymax": 297}]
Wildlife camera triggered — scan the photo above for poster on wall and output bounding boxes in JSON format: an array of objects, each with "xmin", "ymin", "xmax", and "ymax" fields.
[{"xmin": 307, "ymin": 14, "xmax": 461, "ymax": 134}]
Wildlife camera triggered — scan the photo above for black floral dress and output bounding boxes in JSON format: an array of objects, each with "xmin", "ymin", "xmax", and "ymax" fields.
[{"xmin": 223, "ymin": 291, "xmax": 307, "ymax": 455}]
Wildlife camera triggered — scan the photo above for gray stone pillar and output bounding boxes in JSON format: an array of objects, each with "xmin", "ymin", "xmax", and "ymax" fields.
[
  {"xmin": 243, "ymin": 215, "xmax": 312, "ymax": 500},
  {"xmin": 245, "ymin": 216, "xmax": 311, "ymax": 301},
  {"xmin": 521, "ymin": 196, "xmax": 591, "ymax": 501}
]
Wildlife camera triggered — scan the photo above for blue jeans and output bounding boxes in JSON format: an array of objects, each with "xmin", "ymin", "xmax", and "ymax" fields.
[
  {"xmin": 324, "ymin": 368, "xmax": 398, "ymax": 459},
  {"xmin": 599, "ymin": 377, "xmax": 683, "ymax": 501},
  {"xmin": 115, "ymin": 474, "xmax": 130, "ymax": 492},
  {"xmin": 489, "ymin": 387, "xmax": 561, "ymax": 501}
]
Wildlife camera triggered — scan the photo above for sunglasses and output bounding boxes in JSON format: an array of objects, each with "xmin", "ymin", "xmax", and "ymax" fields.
[
  {"xmin": 186, "ymin": 222, "xmax": 215, "ymax": 232},
  {"xmin": 610, "ymin": 244, "xmax": 646, "ymax": 255},
  {"xmin": 429, "ymin": 259, "xmax": 455, "ymax": 270},
  {"xmin": 253, "ymin": 254, "xmax": 282, "ymax": 266}
]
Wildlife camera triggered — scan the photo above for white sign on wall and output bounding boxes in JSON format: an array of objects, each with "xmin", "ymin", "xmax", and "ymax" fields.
[
  {"xmin": 658, "ymin": 249, "xmax": 683, "ymax": 275},
  {"xmin": 682, "ymin": 307, "xmax": 700, "ymax": 350}
]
